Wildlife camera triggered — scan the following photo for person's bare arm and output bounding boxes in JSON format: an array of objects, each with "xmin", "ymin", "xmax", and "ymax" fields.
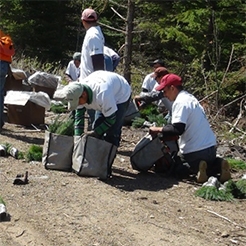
[{"xmin": 91, "ymin": 54, "xmax": 105, "ymax": 71}]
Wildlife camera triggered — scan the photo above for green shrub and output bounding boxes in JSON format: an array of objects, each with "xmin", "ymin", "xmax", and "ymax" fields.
[
  {"xmin": 195, "ymin": 186, "xmax": 234, "ymax": 201},
  {"xmin": 50, "ymin": 103, "xmax": 67, "ymax": 114},
  {"xmin": 26, "ymin": 145, "xmax": 43, "ymax": 162},
  {"xmin": 48, "ymin": 115, "xmax": 74, "ymax": 136}
]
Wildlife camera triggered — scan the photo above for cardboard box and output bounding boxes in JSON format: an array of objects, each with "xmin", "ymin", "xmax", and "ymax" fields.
[
  {"xmin": 4, "ymin": 67, "xmax": 28, "ymax": 93},
  {"xmin": 4, "ymin": 75, "xmax": 23, "ymax": 92},
  {"xmin": 7, "ymin": 101, "xmax": 45, "ymax": 126},
  {"xmin": 32, "ymin": 85, "xmax": 55, "ymax": 99}
]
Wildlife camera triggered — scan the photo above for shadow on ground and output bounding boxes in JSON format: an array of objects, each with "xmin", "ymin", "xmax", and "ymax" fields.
[{"xmin": 105, "ymin": 167, "xmax": 179, "ymax": 192}]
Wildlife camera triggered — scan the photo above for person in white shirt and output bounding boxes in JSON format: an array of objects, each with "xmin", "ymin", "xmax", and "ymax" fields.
[
  {"xmin": 65, "ymin": 52, "xmax": 81, "ymax": 83},
  {"xmin": 149, "ymin": 73, "xmax": 231, "ymax": 183},
  {"xmin": 55, "ymin": 70, "xmax": 131, "ymax": 147},
  {"xmin": 104, "ymin": 46, "xmax": 120, "ymax": 71},
  {"xmin": 135, "ymin": 67, "xmax": 173, "ymax": 122},
  {"xmin": 80, "ymin": 8, "xmax": 105, "ymax": 79},
  {"xmin": 141, "ymin": 59, "xmax": 165, "ymax": 92},
  {"xmin": 77, "ymin": 8, "xmax": 105, "ymax": 133}
]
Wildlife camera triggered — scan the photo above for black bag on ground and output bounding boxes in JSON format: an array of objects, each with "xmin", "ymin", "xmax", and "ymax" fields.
[
  {"xmin": 123, "ymin": 99, "xmax": 141, "ymax": 125},
  {"xmin": 42, "ymin": 130, "xmax": 74, "ymax": 171},
  {"xmin": 130, "ymin": 133, "xmax": 168, "ymax": 171},
  {"xmin": 72, "ymin": 135, "xmax": 117, "ymax": 180}
]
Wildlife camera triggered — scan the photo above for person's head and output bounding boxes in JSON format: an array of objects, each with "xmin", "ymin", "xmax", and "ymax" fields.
[
  {"xmin": 151, "ymin": 67, "xmax": 169, "ymax": 83},
  {"xmin": 60, "ymin": 82, "xmax": 88, "ymax": 110},
  {"xmin": 81, "ymin": 8, "xmax": 98, "ymax": 29},
  {"xmin": 155, "ymin": 73, "xmax": 183, "ymax": 101},
  {"xmin": 73, "ymin": 52, "xmax": 81, "ymax": 68},
  {"xmin": 149, "ymin": 59, "xmax": 165, "ymax": 70}
]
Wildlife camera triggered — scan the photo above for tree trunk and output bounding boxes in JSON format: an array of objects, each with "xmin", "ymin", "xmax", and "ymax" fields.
[{"xmin": 123, "ymin": 0, "xmax": 134, "ymax": 84}]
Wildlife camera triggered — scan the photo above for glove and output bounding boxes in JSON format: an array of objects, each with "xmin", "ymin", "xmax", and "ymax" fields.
[{"xmin": 86, "ymin": 131, "xmax": 101, "ymax": 139}]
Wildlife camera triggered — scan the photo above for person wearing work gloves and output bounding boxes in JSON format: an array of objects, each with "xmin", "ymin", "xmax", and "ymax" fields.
[
  {"xmin": 54, "ymin": 70, "xmax": 131, "ymax": 147},
  {"xmin": 148, "ymin": 73, "xmax": 231, "ymax": 183}
]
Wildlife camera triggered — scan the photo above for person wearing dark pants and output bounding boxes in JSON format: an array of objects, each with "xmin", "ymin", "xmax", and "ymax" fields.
[
  {"xmin": 149, "ymin": 73, "xmax": 231, "ymax": 183},
  {"xmin": 54, "ymin": 70, "xmax": 131, "ymax": 147}
]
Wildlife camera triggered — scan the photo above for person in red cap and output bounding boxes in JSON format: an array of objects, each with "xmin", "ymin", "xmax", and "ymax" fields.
[
  {"xmin": 76, "ymin": 8, "xmax": 105, "ymax": 134},
  {"xmin": 149, "ymin": 73, "xmax": 231, "ymax": 183}
]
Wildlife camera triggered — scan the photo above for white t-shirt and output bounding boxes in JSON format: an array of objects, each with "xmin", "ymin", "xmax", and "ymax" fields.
[
  {"xmin": 104, "ymin": 46, "xmax": 120, "ymax": 61},
  {"xmin": 81, "ymin": 71, "xmax": 131, "ymax": 117},
  {"xmin": 65, "ymin": 60, "xmax": 80, "ymax": 81},
  {"xmin": 80, "ymin": 26, "xmax": 105, "ymax": 79},
  {"xmin": 141, "ymin": 72, "xmax": 157, "ymax": 92},
  {"xmin": 172, "ymin": 90, "xmax": 216, "ymax": 154}
]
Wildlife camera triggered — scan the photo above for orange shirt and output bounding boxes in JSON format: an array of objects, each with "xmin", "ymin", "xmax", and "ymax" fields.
[{"xmin": 0, "ymin": 30, "xmax": 15, "ymax": 63}]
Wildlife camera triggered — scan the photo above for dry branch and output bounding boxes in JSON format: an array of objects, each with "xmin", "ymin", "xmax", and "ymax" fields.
[
  {"xmin": 229, "ymin": 99, "xmax": 245, "ymax": 133},
  {"xmin": 207, "ymin": 210, "xmax": 246, "ymax": 230},
  {"xmin": 213, "ymin": 94, "xmax": 246, "ymax": 120},
  {"xmin": 98, "ymin": 21, "xmax": 126, "ymax": 34},
  {"xmin": 111, "ymin": 7, "xmax": 127, "ymax": 21}
]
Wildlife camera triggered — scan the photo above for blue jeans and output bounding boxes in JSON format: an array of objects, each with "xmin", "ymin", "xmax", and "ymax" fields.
[
  {"xmin": 0, "ymin": 61, "xmax": 9, "ymax": 128},
  {"xmin": 104, "ymin": 55, "xmax": 113, "ymax": 72},
  {"xmin": 94, "ymin": 99, "xmax": 130, "ymax": 147}
]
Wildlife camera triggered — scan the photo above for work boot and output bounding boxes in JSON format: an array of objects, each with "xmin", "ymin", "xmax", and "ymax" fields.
[
  {"xmin": 197, "ymin": 160, "xmax": 208, "ymax": 183},
  {"xmin": 219, "ymin": 159, "xmax": 231, "ymax": 183}
]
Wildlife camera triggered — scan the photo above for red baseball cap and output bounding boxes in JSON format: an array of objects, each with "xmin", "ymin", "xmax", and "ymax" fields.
[
  {"xmin": 155, "ymin": 74, "xmax": 182, "ymax": 91},
  {"xmin": 81, "ymin": 8, "xmax": 97, "ymax": 22}
]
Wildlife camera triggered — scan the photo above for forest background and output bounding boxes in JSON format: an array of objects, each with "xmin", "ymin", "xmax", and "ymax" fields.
[{"xmin": 0, "ymin": 0, "xmax": 245, "ymax": 119}]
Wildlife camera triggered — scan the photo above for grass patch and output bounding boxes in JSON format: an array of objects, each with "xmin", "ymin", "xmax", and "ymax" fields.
[{"xmin": 227, "ymin": 158, "xmax": 246, "ymax": 170}]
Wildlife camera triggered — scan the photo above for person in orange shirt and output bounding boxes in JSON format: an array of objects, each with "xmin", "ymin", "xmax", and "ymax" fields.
[{"xmin": 0, "ymin": 30, "xmax": 15, "ymax": 131}]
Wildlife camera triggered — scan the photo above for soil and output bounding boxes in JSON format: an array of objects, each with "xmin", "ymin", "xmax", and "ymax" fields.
[{"xmin": 0, "ymin": 112, "xmax": 246, "ymax": 246}]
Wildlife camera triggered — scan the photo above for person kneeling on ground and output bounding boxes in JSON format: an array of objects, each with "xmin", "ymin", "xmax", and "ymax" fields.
[
  {"xmin": 134, "ymin": 67, "xmax": 173, "ymax": 123},
  {"xmin": 148, "ymin": 73, "xmax": 231, "ymax": 183},
  {"xmin": 54, "ymin": 70, "xmax": 131, "ymax": 147}
]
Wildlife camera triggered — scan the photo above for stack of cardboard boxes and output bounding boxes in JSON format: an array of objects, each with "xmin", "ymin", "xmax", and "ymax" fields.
[{"xmin": 4, "ymin": 67, "xmax": 55, "ymax": 126}]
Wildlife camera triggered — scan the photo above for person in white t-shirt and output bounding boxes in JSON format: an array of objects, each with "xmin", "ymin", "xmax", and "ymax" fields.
[
  {"xmin": 77, "ymin": 8, "xmax": 105, "ymax": 133},
  {"xmin": 134, "ymin": 67, "xmax": 172, "ymax": 121},
  {"xmin": 65, "ymin": 52, "xmax": 81, "ymax": 83},
  {"xmin": 149, "ymin": 73, "xmax": 231, "ymax": 183},
  {"xmin": 104, "ymin": 46, "xmax": 120, "ymax": 71},
  {"xmin": 54, "ymin": 70, "xmax": 131, "ymax": 147},
  {"xmin": 80, "ymin": 8, "xmax": 105, "ymax": 79},
  {"xmin": 141, "ymin": 59, "xmax": 165, "ymax": 93}
]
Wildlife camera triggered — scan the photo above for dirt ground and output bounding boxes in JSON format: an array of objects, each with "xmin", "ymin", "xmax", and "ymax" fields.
[{"xmin": 0, "ymin": 111, "xmax": 246, "ymax": 246}]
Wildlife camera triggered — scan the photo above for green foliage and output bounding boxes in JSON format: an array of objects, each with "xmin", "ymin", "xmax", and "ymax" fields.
[
  {"xmin": 132, "ymin": 117, "xmax": 145, "ymax": 128},
  {"xmin": 225, "ymin": 179, "xmax": 246, "ymax": 199},
  {"xmin": 139, "ymin": 104, "xmax": 159, "ymax": 119},
  {"xmin": 227, "ymin": 158, "xmax": 246, "ymax": 170},
  {"xmin": 1, "ymin": 0, "xmax": 245, "ymax": 111},
  {"xmin": 26, "ymin": 145, "xmax": 43, "ymax": 162},
  {"xmin": 235, "ymin": 179, "xmax": 246, "ymax": 198},
  {"xmin": 195, "ymin": 186, "xmax": 234, "ymax": 201},
  {"xmin": 48, "ymin": 116, "xmax": 74, "ymax": 136},
  {"xmin": 147, "ymin": 114, "xmax": 167, "ymax": 127},
  {"xmin": 50, "ymin": 103, "xmax": 67, "ymax": 114},
  {"xmin": 195, "ymin": 177, "xmax": 246, "ymax": 201}
]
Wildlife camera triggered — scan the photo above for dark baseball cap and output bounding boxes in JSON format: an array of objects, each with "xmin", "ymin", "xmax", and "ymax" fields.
[{"xmin": 149, "ymin": 59, "xmax": 165, "ymax": 67}]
